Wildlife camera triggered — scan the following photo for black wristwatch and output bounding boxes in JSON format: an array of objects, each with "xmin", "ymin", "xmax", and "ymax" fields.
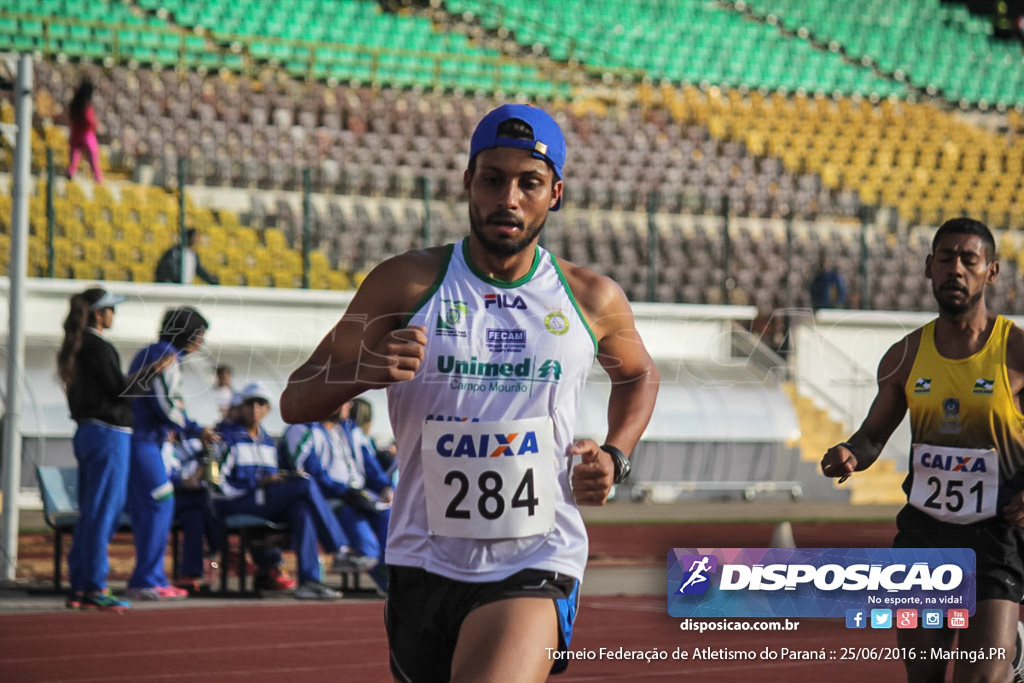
[{"xmin": 602, "ymin": 443, "xmax": 632, "ymax": 484}]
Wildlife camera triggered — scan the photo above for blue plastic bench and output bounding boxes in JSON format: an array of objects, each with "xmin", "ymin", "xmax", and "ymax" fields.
[{"xmin": 35, "ymin": 465, "xmax": 132, "ymax": 593}]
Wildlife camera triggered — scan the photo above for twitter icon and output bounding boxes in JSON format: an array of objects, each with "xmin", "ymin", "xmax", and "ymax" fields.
[{"xmin": 870, "ymin": 609, "xmax": 892, "ymax": 629}]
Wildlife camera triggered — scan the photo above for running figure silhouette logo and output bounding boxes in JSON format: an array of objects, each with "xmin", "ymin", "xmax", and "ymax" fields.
[{"xmin": 677, "ymin": 554, "xmax": 718, "ymax": 595}]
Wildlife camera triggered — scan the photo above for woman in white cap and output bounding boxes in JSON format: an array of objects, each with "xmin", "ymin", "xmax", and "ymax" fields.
[{"xmin": 56, "ymin": 288, "xmax": 172, "ymax": 611}]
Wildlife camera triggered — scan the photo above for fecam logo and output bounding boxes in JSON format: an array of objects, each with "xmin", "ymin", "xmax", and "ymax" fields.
[{"xmin": 677, "ymin": 554, "xmax": 718, "ymax": 596}]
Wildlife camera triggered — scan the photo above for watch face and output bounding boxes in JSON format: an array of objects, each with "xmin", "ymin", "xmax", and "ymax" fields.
[{"xmin": 614, "ymin": 452, "xmax": 631, "ymax": 484}]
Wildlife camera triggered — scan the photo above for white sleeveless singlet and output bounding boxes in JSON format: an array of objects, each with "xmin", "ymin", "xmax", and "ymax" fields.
[{"xmin": 385, "ymin": 239, "xmax": 597, "ymax": 582}]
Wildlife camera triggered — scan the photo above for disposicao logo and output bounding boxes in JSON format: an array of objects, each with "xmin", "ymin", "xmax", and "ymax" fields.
[
  {"xmin": 667, "ymin": 548, "xmax": 976, "ymax": 619},
  {"xmin": 676, "ymin": 555, "xmax": 718, "ymax": 596}
]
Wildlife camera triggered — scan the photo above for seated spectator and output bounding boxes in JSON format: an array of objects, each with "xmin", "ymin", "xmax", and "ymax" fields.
[
  {"xmin": 350, "ymin": 397, "xmax": 398, "ymax": 486},
  {"xmin": 212, "ymin": 382, "xmax": 346, "ymax": 600},
  {"xmin": 279, "ymin": 412, "xmax": 364, "ymax": 572},
  {"xmin": 162, "ymin": 433, "xmax": 222, "ymax": 592},
  {"xmin": 280, "ymin": 400, "xmax": 391, "ymax": 594}
]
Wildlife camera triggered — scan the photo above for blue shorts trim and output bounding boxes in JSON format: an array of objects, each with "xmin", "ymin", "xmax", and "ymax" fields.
[{"xmin": 551, "ymin": 579, "xmax": 580, "ymax": 674}]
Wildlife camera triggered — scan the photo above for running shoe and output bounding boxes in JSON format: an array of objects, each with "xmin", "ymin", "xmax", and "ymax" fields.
[
  {"xmin": 154, "ymin": 584, "xmax": 189, "ymax": 600},
  {"xmin": 65, "ymin": 591, "xmax": 83, "ymax": 609},
  {"xmin": 331, "ymin": 549, "xmax": 378, "ymax": 573},
  {"xmin": 79, "ymin": 589, "xmax": 131, "ymax": 612},
  {"xmin": 255, "ymin": 566, "xmax": 298, "ymax": 591},
  {"xmin": 294, "ymin": 581, "xmax": 343, "ymax": 600},
  {"xmin": 126, "ymin": 585, "xmax": 189, "ymax": 601},
  {"xmin": 125, "ymin": 586, "xmax": 161, "ymax": 601}
]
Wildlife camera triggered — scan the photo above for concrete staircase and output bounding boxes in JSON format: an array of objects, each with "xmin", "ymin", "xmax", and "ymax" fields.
[{"xmin": 783, "ymin": 383, "xmax": 905, "ymax": 505}]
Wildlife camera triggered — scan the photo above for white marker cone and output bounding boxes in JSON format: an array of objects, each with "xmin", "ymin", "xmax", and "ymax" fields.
[{"xmin": 771, "ymin": 521, "xmax": 796, "ymax": 548}]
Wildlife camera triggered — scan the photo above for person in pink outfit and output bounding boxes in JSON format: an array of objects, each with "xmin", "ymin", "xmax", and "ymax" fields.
[{"xmin": 67, "ymin": 80, "xmax": 103, "ymax": 183}]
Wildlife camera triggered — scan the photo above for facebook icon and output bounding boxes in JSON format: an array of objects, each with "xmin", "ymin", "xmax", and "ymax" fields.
[{"xmin": 846, "ymin": 609, "xmax": 866, "ymax": 629}]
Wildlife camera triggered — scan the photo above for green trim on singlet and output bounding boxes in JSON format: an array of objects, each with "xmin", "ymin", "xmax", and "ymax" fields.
[
  {"xmin": 461, "ymin": 239, "xmax": 540, "ymax": 289},
  {"xmin": 550, "ymin": 253, "xmax": 599, "ymax": 354},
  {"xmin": 401, "ymin": 243, "xmax": 455, "ymax": 327}
]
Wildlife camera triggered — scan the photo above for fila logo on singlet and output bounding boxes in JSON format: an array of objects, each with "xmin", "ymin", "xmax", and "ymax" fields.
[{"xmin": 483, "ymin": 293, "xmax": 527, "ymax": 309}]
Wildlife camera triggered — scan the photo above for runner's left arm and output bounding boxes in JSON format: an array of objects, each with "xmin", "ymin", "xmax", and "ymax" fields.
[
  {"xmin": 567, "ymin": 269, "xmax": 659, "ymax": 505},
  {"xmin": 821, "ymin": 336, "xmax": 913, "ymax": 479}
]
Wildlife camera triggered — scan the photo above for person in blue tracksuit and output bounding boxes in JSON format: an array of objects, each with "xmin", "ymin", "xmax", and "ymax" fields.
[
  {"xmin": 212, "ymin": 382, "xmax": 347, "ymax": 600},
  {"xmin": 57, "ymin": 287, "xmax": 174, "ymax": 611},
  {"xmin": 126, "ymin": 306, "xmax": 212, "ymax": 601},
  {"xmin": 350, "ymin": 397, "xmax": 398, "ymax": 487},
  {"xmin": 280, "ymin": 400, "xmax": 392, "ymax": 592},
  {"xmin": 163, "ymin": 434, "xmax": 222, "ymax": 590}
]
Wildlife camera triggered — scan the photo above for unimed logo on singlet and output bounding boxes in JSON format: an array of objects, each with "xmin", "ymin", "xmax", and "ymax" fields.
[
  {"xmin": 436, "ymin": 355, "xmax": 564, "ymax": 396},
  {"xmin": 436, "ymin": 355, "xmax": 563, "ymax": 380}
]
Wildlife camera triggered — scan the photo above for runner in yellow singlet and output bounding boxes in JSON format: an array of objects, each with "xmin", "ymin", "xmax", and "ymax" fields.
[{"xmin": 821, "ymin": 217, "xmax": 1024, "ymax": 683}]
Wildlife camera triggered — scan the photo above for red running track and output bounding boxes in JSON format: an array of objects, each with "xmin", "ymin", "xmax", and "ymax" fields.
[
  {"xmin": 0, "ymin": 598, "xmax": 916, "ymax": 683},
  {"xmin": 0, "ymin": 521, "xmax": 994, "ymax": 682}
]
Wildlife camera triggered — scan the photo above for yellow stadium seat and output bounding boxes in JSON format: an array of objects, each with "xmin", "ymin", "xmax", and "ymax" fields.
[
  {"xmin": 272, "ymin": 272, "xmax": 296, "ymax": 289},
  {"xmin": 327, "ymin": 271, "xmax": 351, "ymax": 290},
  {"xmin": 92, "ymin": 220, "xmax": 114, "ymax": 243},
  {"xmin": 121, "ymin": 222, "xmax": 142, "ymax": 245},
  {"xmin": 111, "ymin": 241, "xmax": 132, "ymax": 265},
  {"xmin": 223, "ymin": 246, "xmax": 246, "ymax": 269},
  {"xmin": 264, "ymin": 228, "xmax": 287, "ymax": 250},
  {"xmin": 70, "ymin": 261, "xmax": 99, "ymax": 280},
  {"xmin": 244, "ymin": 267, "xmax": 269, "ymax": 287},
  {"xmin": 81, "ymin": 238, "xmax": 103, "ymax": 266},
  {"xmin": 101, "ymin": 263, "xmax": 130, "ymax": 282},
  {"xmin": 207, "ymin": 225, "xmax": 227, "ymax": 250},
  {"xmin": 218, "ymin": 266, "xmax": 243, "ymax": 286},
  {"xmin": 129, "ymin": 263, "xmax": 153, "ymax": 283},
  {"xmin": 235, "ymin": 226, "xmax": 258, "ymax": 249}
]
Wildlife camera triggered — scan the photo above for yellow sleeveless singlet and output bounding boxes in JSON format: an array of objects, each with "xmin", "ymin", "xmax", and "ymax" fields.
[{"xmin": 904, "ymin": 316, "xmax": 1024, "ymax": 502}]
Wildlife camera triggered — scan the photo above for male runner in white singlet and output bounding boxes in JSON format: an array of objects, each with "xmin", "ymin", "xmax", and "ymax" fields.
[{"xmin": 281, "ymin": 104, "xmax": 659, "ymax": 682}]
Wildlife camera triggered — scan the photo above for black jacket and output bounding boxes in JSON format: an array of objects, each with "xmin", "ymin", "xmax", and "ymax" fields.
[
  {"xmin": 154, "ymin": 246, "xmax": 218, "ymax": 285},
  {"xmin": 67, "ymin": 330, "xmax": 133, "ymax": 428}
]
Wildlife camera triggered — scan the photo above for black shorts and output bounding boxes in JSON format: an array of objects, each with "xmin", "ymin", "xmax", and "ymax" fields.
[
  {"xmin": 385, "ymin": 565, "xmax": 579, "ymax": 683},
  {"xmin": 894, "ymin": 504, "xmax": 1024, "ymax": 602}
]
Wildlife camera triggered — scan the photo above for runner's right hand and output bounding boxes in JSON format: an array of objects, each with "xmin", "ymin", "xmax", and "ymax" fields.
[
  {"xmin": 820, "ymin": 443, "xmax": 857, "ymax": 479},
  {"xmin": 361, "ymin": 326, "xmax": 427, "ymax": 386}
]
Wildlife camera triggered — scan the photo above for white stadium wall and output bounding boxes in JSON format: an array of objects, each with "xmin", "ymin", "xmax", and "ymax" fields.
[{"xmin": 2, "ymin": 276, "xmax": 935, "ymax": 503}]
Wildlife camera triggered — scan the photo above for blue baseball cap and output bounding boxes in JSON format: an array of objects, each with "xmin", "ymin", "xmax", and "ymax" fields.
[{"xmin": 469, "ymin": 104, "xmax": 566, "ymax": 210}]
